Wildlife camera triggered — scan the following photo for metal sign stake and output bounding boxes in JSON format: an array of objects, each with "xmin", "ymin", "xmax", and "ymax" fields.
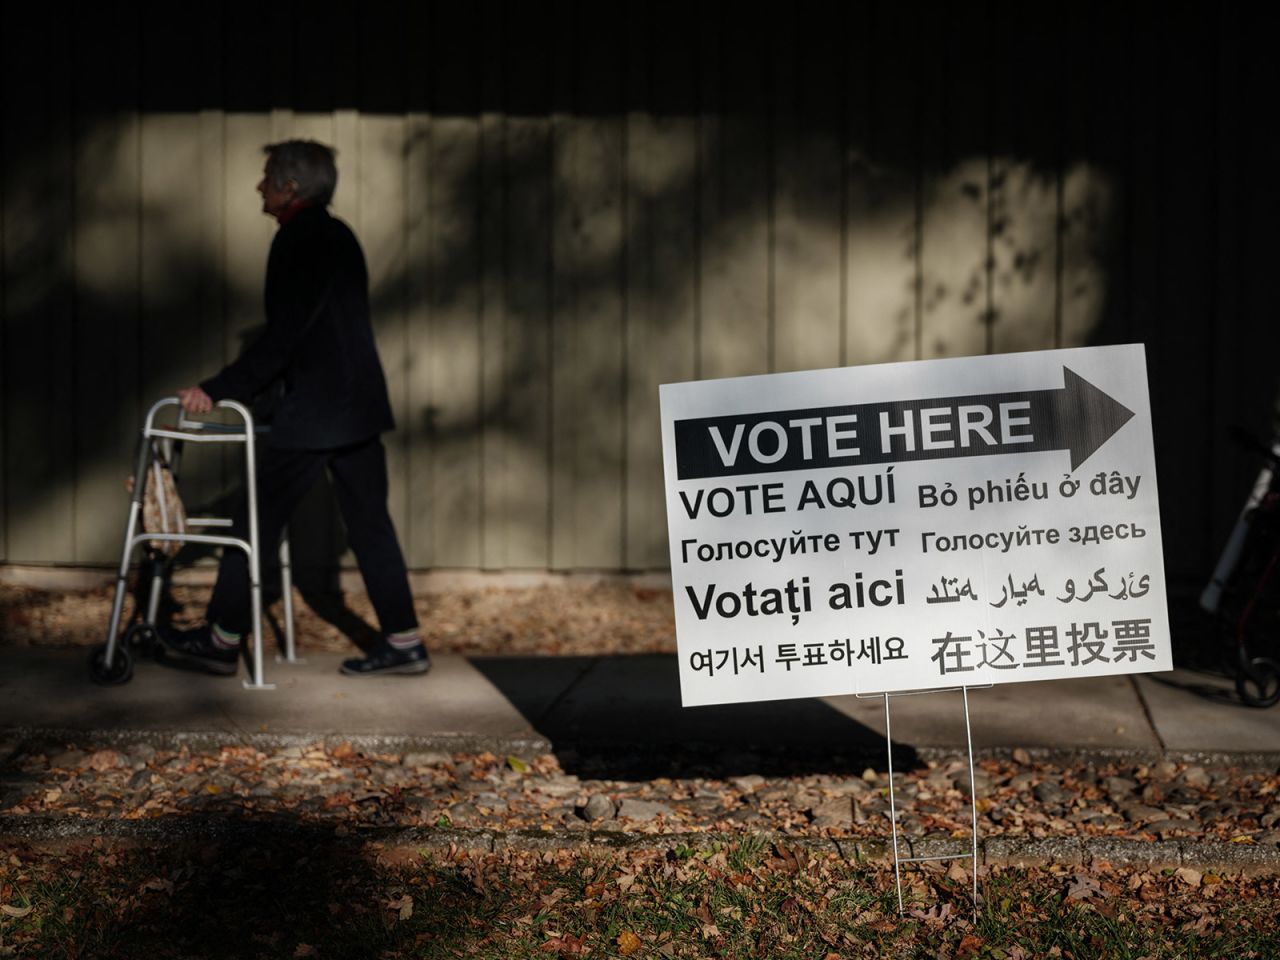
[{"xmin": 859, "ymin": 684, "xmax": 989, "ymax": 920}]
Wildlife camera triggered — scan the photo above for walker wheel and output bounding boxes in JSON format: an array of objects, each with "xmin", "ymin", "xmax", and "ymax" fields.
[
  {"xmin": 1236, "ymin": 656, "xmax": 1280, "ymax": 708},
  {"xmin": 88, "ymin": 644, "xmax": 134, "ymax": 686},
  {"xmin": 125, "ymin": 623, "xmax": 159, "ymax": 656}
]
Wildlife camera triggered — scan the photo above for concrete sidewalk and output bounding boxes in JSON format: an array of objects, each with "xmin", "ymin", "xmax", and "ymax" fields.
[{"xmin": 2, "ymin": 648, "xmax": 1277, "ymax": 762}]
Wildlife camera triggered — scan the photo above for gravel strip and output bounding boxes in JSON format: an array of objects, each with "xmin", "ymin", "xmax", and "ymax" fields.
[{"xmin": 2, "ymin": 738, "xmax": 1276, "ymax": 870}]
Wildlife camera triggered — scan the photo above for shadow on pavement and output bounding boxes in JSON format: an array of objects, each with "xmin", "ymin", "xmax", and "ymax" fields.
[
  {"xmin": 469, "ymin": 654, "xmax": 919, "ymax": 780},
  {"xmin": 1144, "ymin": 669, "xmax": 1243, "ymax": 708}
]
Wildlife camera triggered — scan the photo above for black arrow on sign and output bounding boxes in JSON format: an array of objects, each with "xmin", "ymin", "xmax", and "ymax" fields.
[{"xmin": 673, "ymin": 367, "xmax": 1135, "ymax": 480}]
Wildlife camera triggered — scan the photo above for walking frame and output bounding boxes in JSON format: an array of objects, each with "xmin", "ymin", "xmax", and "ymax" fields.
[{"xmin": 91, "ymin": 397, "xmax": 299, "ymax": 690}]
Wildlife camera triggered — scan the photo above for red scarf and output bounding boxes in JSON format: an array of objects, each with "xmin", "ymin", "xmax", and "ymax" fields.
[{"xmin": 277, "ymin": 200, "xmax": 314, "ymax": 226}]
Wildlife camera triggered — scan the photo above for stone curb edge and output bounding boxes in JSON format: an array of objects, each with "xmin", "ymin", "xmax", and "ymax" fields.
[
  {"xmin": 5, "ymin": 727, "xmax": 1280, "ymax": 772},
  {"xmin": 2, "ymin": 816, "xmax": 1277, "ymax": 875}
]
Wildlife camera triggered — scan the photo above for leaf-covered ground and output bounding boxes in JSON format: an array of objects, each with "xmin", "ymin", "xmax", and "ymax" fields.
[{"xmin": 1, "ymin": 833, "xmax": 1277, "ymax": 959}]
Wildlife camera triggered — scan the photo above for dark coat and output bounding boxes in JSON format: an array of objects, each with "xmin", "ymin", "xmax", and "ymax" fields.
[{"xmin": 201, "ymin": 205, "xmax": 395, "ymax": 449}]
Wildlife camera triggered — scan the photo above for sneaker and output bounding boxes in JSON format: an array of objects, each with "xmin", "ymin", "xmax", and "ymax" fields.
[
  {"xmin": 157, "ymin": 624, "xmax": 240, "ymax": 676},
  {"xmin": 340, "ymin": 641, "xmax": 431, "ymax": 677}
]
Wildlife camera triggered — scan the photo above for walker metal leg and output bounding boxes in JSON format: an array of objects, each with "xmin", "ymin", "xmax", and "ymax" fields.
[
  {"xmin": 145, "ymin": 564, "xmax": 165, "ymax": 626},
  {"xmin": 243, "ymin": 572, "xmax": 274, "ymax": 690},
  {"xmin": 241, "ymin": 414, "xmax": 273, "ymax": 691},
  {"xmin": 277, "ymin": 537, "xmax": 301, "ymax": 663},
  {"xmin": 103, "ymin": 439, "xmax": 154, "ymax": 668}
]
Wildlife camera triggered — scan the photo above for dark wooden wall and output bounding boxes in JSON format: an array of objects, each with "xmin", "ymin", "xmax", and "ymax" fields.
[{"xmin": 2, "ymin": 2, "xmax": 1277, "ymax": 606}]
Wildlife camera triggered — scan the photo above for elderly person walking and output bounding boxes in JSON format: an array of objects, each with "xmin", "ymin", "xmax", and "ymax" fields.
[{"xmin": 163, "ymin": 140, "xmax": 428, "ymax": 678}]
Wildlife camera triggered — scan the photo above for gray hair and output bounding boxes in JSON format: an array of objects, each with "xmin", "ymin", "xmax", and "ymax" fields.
[{"xmin": 263, "ymin": 140, "xmax": 338, "ymax": 206}]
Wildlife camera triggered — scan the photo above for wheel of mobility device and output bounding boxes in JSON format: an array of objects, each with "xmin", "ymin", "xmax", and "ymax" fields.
[
  {"xmin": 88, "ymin": 643, "xmax": 134, "ymax": 686},
  {"xmin": 125, "ymin": 622, "xmax": 160, "ymax": 657},
  {"xmin": 1236, "ymin": 656, "xmax": 1280, "ymax": 708}
]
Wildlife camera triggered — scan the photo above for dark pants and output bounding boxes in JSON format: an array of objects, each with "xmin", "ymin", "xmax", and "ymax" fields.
[{"xmin": 207, "ymin": 435, "xmax": 417, "ymax": 638}]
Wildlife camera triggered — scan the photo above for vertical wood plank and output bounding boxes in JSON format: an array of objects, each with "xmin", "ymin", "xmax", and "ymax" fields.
[
  {"xmin": 1059, "ymin": 0, "xmax": 1122, "ymax": 350},
  {"xmin": 1124, "ymin": 4, "xmax": 1171, "ymax": 571},
  {"xmin": 359, "ymin": 5, "xmax": 410, "ymax": 569},
  {"xmin": 331, "ymin": 117, "xmax": 362, "ymax": 231},
  {"xmin": 496, "ymin": 3, "xmax": 554, "ymax": 569},
  {"xmin": 987, "ymin": 5, "xmax": 1062, "ymax": 354},
  {"xmin": 549, "ymin": 46, "xmax": 574, "ymax": 573},
  {"xmin": 845, "ymin": 2, "xmax": 918, "ymax": 365},
  {"xmin": 404, "ymin": 100, "xmax": 433, "ymax": 569},
  {"xmin": 772, "ymin": 9, "xmax": 843, "ymax": 374},
  {"xmin": 1206, "ymin": 8, "xmax": 1245, "ymax": 563},
  {"xmin": 478, "ymin": 0, "xmax": 507, "ymax": 570},
  {"xmin": 71, "ymin": 6, "xmax": 141, "ymax": 563},
  {"xmin": 918, "ymin": 3, "xmax": 989, "ymax": 360},
  {"xmin": 550, "ymin": 4, "xmax": 627, "ymax": 570},
  {"xmin": 698, "ymin": 9, "xmax": 772, "ymax": 380},
  {"xmin": 361, "ymin": 111, "xmax": 411, "ymax": 553},
  {"xmin": 404, "ymin": 5, "xmax": 435, "ymax": 570},
  {"xmin": 623, "ymin": 7, "xmax": 698, "ymax": 569},
  {"xmin": 1149, "ymin": 3, "xmax": 1216, "ymax": 582},
  {"xmin": 404, "ymin": 3, "xmax": 433, "ymax": 569},
  {"xmin": 3, "ymin": 10, "xmax": 77, "ymax": 562},
  {"xmin": 427, "ymin": 3, "xmax": 483, "ymax": 568}
]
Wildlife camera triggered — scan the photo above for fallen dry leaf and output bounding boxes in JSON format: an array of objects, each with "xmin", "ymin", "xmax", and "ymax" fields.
[
  {"xmin": 540, "ymin": 887, "xmax": 569, "ymax": 909},
  {"xmin": 539, "ymin": 932, "xmax": 587, "ymax": 955},
  {"xmin": 1175, "ymin": 867, "xmax": 1202, "ymax": 888},
  {"xmin": 386, "ymin": 894, "xmax": 413, "ymax": 921},
  {"xmin": 616, "ymin": 930, "xmax": 642, "ymax": 955},
  {"xmin": 1065, "ymin": 873, "xmax": 1103, "ymax": 901},
  {"xmin": 86, "ymin": 750, "xmax": 120, "ymax": 772},
  {"xmin": 907, "ymin": 903, "xmax": 954, "ymax": 925},
  {"xmin": 294, "ymin": 945, "xmax": 316, "ymax": 958}
]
